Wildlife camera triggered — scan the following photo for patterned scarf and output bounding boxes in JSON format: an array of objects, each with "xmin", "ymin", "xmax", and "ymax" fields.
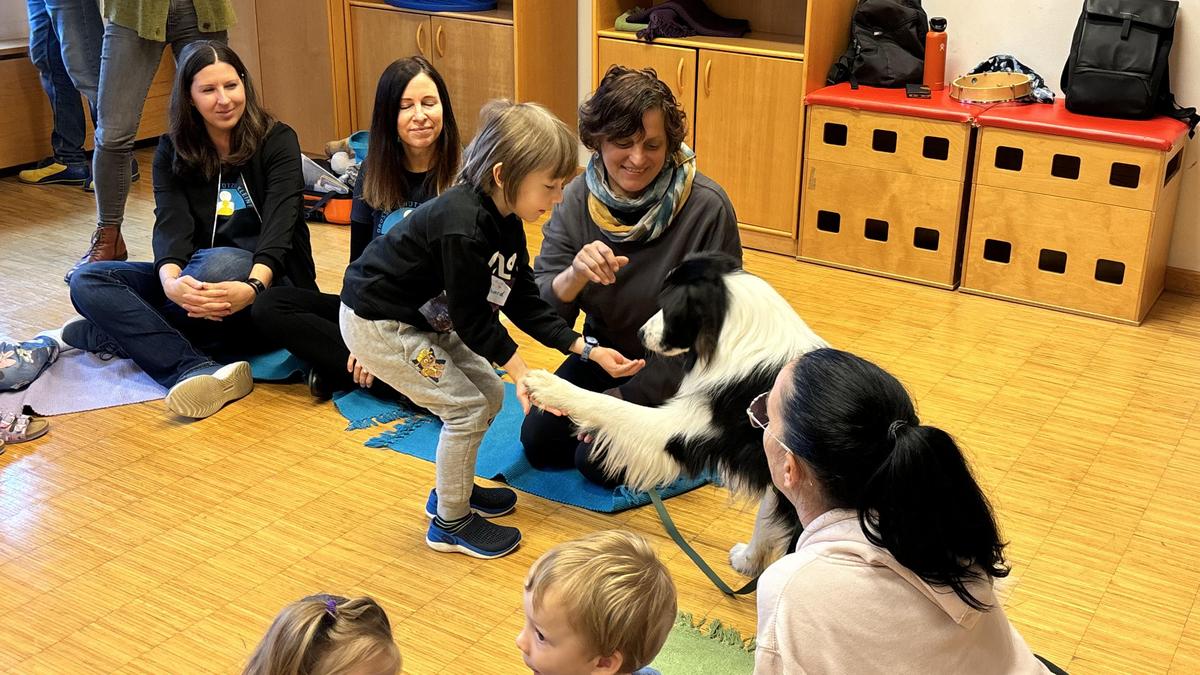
[{"xmin": 586, "ymin": 144, "xmax": 696, "ymax": 243}]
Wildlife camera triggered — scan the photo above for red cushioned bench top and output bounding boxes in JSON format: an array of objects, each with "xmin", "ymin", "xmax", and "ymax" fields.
[
  {"xmin": 805, "ymin": 83, "xmax": 975, "ymax": 123},
  {"xmin": 974, "ymin": 99, "xmax": 1187, "ymax": 151}
]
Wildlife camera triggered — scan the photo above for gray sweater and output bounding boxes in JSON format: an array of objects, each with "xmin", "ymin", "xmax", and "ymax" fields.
[{"xmin": 534, "ymin": 170, "xmax": 741, "ymax": 404}]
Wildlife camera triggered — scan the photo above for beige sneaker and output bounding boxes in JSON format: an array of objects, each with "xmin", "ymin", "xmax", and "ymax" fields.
[{"xmin": 165, "ymin": 361, "xmax": 253, "ymax": 419}]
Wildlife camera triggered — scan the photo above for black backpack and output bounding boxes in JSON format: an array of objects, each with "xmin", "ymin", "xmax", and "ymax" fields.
[
  {"xmin": 1062, "ymin": 0, "xmax": 1199, "ymax": 131},
  {"xmin": 827, "ymin": 0, "xmax": 928, "ymax": 88}
]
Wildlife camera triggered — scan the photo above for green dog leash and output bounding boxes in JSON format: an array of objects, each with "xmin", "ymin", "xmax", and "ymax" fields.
[{"xmin": 647, "ymin": 487, "xmax": 759, "ymax": 596}]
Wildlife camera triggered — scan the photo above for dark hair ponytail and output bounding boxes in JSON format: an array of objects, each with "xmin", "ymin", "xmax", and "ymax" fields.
[
  {"xmin": 782, "ymin": 349, "xmax": 1009, "ymax": 610},
  {"xmin": 859, "ymin": 423, "xmax": 1009, "ymax": 609}
]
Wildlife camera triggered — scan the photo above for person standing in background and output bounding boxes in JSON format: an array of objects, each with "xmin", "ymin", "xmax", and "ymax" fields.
[
  {"xmin": 65, "ymin": 0, "xmax": 236, "ymax": 283},
  {"xmin": 19, "ymin": 0, "xmax": 105, "ymax": 188}
]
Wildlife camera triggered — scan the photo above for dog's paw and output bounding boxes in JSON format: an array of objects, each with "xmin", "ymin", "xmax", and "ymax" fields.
[
  {"xmin": 522, "ymin": 369, "xmax": 574, "ymax": 412},
  {"xmin": 729, "ymin": 542, "xmax": 757, "ymax": 576}
]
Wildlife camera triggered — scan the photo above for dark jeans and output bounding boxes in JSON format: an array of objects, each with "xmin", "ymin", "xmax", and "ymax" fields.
[
  {"xmin": 26, "ymin": 0, "xmax": 104, "ymax": 168},
  {"xmin": 520, "ymin": 355, "xmax": 632, "ymax": 488},
  {"xmin": 66, "ymin": 247, "xmax": 274, "ymax": 388},
  {"xmin": 251, "ymin": 286, "xmax": 403, "ymax": 400}
]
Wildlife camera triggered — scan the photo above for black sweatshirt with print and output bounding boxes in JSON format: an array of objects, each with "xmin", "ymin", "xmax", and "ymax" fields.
[{"xmin": 340, "ymin": 184, "xmax": 579, "ymax": 366}]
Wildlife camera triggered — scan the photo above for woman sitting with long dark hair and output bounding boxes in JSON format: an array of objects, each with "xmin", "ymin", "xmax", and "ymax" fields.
[
  {"xmin": 252, "ymin": 56, "xmax": 460, "ymax": 401},
  {"xmin": 65, "ymin": 41, "xmax": 316, "ymax": 419},
  {"xmin": 752, "ymin": 348, "xmax": 1056, "ymax": 674}
]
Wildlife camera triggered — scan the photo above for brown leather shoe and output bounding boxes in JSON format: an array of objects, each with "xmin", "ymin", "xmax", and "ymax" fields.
[{"xmin": 64, "ymin": 225, "xmax": 127, "ymax": 283}]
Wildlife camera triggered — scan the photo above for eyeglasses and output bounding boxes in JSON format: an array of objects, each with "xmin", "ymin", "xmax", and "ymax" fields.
[{"xmin": 747, "ymin": 391, "xmax": 796, "ymax": 455}]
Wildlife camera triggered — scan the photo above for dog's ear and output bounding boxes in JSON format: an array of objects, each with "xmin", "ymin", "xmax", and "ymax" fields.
[
  {"xmin": 665, "ymin": 252, "xmax": 742, "ymax": 287},
  {"xmin": 657, "ymin": 270, "xmax": 729, "ymax": 362}
]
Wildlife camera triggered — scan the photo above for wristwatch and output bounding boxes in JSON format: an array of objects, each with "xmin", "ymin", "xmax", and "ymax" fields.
[{"xmin": 580, "ymin": 336, "xmax": 599, "ymax": 362}]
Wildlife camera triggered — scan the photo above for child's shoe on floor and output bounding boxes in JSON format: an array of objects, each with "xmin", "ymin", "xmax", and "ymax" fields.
[{"xmin": 427, "ymin": 512, "xmax": 521, "ymax": 559}]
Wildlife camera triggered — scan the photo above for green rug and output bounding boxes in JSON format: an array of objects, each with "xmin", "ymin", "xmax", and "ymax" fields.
[{"xmin": 650, "ymin": 613, "xmax": 755, "ymax": 674}]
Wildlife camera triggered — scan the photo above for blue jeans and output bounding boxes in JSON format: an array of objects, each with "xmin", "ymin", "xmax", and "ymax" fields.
[
  {"xmin": 93, "ymin": 0, "xmax": 226, "ymax": 228},
  {"xmin": 0, "ymin": 336, "xmax": 60, "ymax": 392},
  {"xmin": 26, "ymin": 0, "xmax": 104, "ymax": 168},
  {"xmin": 66, "ymin": 248, "xmax": 272, "ymax": 388}
]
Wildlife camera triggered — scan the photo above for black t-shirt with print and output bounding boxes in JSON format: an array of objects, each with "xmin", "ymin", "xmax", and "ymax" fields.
[
  {"xmin": 211, "ymin": 168, "xmax": 262, "ymax": 251},
  {"xmin": 348, "ymin": 166, "xmax": 432, "ymax": 263}
]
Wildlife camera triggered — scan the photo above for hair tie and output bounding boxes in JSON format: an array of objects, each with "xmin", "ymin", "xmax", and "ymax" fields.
[
  {"xmin": 887, "ymin": 420, "xmax": 908, "ymax": 441},
  {"xmin": 325, "ymin": 598, "xmax": 338, "ymax": 617}
]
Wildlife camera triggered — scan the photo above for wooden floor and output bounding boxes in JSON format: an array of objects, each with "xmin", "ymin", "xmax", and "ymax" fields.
[{"xmin": 1, "ymin": 149, "xmax": 1199, "ymax": 673}]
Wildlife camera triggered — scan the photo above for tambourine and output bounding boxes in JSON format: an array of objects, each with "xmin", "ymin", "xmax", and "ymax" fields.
[{"xmin": 949, "ymin": 72, "xmax": 1033, "ymax": 103}]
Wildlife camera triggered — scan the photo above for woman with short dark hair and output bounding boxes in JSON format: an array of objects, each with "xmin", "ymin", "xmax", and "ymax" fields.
[
  {"xmin": 752, "ymin": 348, "xmax": 1053, "ymax": 674},
  {"xmin": 521, "ymin": 65, "xmax": 742, "ymax": 487},
  {"xmin": 65, "ymin": 41, "xmax": 315, "ymax": 419}
]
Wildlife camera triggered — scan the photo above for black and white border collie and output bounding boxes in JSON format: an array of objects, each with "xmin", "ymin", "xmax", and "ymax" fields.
[{"xmin": 523, "ymin": 252, "xmax": 828, "ymax": 576}]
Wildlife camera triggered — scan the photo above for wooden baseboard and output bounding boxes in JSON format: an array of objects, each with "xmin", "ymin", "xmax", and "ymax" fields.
[{"xmin": 1166, "ymin": 266, "xmax": 1200, "ymax": 297}]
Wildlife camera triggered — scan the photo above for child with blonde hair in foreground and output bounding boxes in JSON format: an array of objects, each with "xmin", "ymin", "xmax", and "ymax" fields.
[
  {"xmin": 518, "ymin": 530, "xmax": 677, "ymax": 675},
  {"xmin": 244, "ymin": 594, "xmax": 400, "ymax": 675}
]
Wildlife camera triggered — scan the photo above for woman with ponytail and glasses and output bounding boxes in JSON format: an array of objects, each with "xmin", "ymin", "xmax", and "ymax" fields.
[{"xmin": 750, "ymin": 348, "xmax": 1057, "ymax": 674}]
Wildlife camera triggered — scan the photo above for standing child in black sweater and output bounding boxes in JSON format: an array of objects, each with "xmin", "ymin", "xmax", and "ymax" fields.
[{"xmin": 339, "ymin": 101, "xmax": 644, "ymax": 559}]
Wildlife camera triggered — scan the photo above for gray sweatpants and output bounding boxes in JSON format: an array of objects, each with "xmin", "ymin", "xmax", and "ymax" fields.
[{"xmin": 340, "ymin": 304, "xmax": 505, "ymax": 520}]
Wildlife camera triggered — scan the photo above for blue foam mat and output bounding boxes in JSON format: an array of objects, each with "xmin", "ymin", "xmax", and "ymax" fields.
[
  {"xmin": 246, "ymin": 349, "xmax": 309, "ymax": 382},
  {"xmin": 333, "ymin": 383, "xmax": 711, "ymax": 513}
]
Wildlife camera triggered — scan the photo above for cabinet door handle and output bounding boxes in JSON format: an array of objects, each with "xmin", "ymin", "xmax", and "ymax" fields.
[
  {"xmin": 676, "ymin": 57, "xmax": 684, "ymax": 93},
  {"xmin": 703, "ymin": 59, "xmax": 712, "ymax": 96},
  {"xmin": 435, "ymin": 25, "xmax": 445, "ymax": 57},
  {"xmin": 416, "ymin": 23, "xmax": 426, "ymax": 55}
]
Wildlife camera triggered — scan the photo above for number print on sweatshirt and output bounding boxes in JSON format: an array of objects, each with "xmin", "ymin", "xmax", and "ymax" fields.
[
  {"xmin": 487, "ymin": 251, "xmax": 517, "ymax": 307},
  {"xmin": 418, "ymin": 250, "xmax": 519, "ymax": 331}
]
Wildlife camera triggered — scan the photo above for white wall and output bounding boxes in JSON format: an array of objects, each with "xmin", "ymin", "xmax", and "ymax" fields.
[
  {"xmin": 575, "ymin": 0, "xmax": 1200, "ymax": 271},
  {"xmin": 2, "ymin": 1, "xmax": 30, "ymax": 42},
  {"xmin": 924, "ymin": 0, "xmax": 1200, "ymax": 271}
]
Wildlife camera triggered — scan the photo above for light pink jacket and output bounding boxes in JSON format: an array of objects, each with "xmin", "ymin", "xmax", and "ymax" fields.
[{"xmin": 755, "ymin": 509, "xmax": 1051, "ymax": 674}]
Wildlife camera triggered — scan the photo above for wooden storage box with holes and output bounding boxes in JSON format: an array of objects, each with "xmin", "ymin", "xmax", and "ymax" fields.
[
  {"xmin": 799, "ymin": 84, "xmax": 976, "ymax": 288},
  {"xmin": 963, "ymin": 102, "xmax": 1188, "ymax": 324}
]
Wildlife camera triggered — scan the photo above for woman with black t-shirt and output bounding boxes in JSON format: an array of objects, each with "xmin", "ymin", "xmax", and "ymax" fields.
[{"xmin": 252, "ymin": 56, "xmax": 461, "ymax": 400}]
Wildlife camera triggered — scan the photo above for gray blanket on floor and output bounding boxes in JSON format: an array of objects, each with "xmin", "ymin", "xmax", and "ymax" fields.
[{"xmin": 0, "ymin": 350, "xmax": 165, "ymax": 417}]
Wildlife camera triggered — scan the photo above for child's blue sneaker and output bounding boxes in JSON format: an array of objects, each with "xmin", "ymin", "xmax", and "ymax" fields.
[
  {"xmin": 424, "ymin": 484, "xmax": 517, "ymax": 519},
  {"xmin": 426, "ymin": 513, "xmax": 521, "ymax": 559}
]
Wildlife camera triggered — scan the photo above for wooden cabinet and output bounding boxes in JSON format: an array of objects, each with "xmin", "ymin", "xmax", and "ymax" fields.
[
  {"xmin": 348, "ymin": 8, "xmax": 514, "ymax": 140},
  {"xmin": 591, "ymin": 0, "xmax": 857, "ymax": 255},
  {"xmin": 255, "ymin": 0, "xmax": 351, "ymax": 155},
  {"xmin": 0, "ymin": 43, "xmax": 172, "ymax": 170},
  {"xmin": 695, "ymin": 49, "xmax": 803, "ymax": 238},
  {"xmin": 597, "ymin": 38, "xmax": 696, "ymax": 148},
  {"xmin": 349, "ymin": 8, "xmax": 427, "ymax": 130},
  {"xmin": 431, "ymin": 16, "xmax": 515, "ymax": 141},
  {"xmin": 346, "ymin": 0, "xmax": 575, "ymax": 146}
]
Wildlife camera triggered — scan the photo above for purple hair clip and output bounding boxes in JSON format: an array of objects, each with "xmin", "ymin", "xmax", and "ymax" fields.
[{"xmin": 325, "ymin": 598, "xmax": 338, "ymax": 617}]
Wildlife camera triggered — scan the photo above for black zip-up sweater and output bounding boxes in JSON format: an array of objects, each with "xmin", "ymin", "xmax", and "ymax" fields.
[
  {"xmin": 341, "ymin": 184, "xmax": 579, "ymax": 366},
  {"xmin": 151, "ymin": 122, "xmax": 317, "ymax": 290}
]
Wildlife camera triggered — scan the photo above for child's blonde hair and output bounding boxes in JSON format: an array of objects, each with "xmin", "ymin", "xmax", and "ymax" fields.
[
  {"xmin": 458, "ymin": 99, "xmax": 578, "ymax": 207},
  {"xmin": 525, "ymin": 530, "xmax": 677, "ymax": 673},
  {"xmin": 243, "ymin": 594, "xmax": 400, "ymax": 675}
]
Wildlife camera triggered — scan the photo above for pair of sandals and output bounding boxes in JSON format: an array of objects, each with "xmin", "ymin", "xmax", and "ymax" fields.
[{"xmin": 0, "ymin": 412, "xmax": 49, "ymax": 455}]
